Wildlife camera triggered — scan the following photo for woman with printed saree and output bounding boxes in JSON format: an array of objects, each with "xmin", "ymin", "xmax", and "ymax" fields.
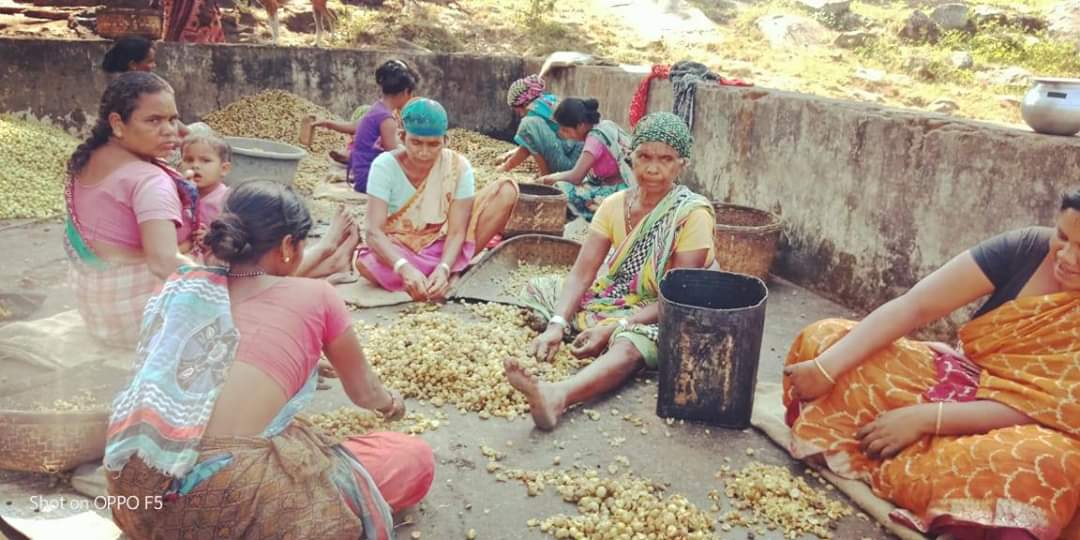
[
  {"xmin": 496, "ymin": 75, "xmax": 584, "ymax": 176},
  {"xmin": 105, "ymin": 181, "xmax": 434, "ymax": 540},
  {"xmin": 535, "ymin": 98, "xmax": 635, "ymax": 222},
  {"xmin": 782, "ymin": 189, "xmax": 1080, "ymax": 540},
  {"xmin": 65, "ymin": 72, "xmax": 196, "ymax": 348},
  {"xmin": 503, "ymin": 113, "xmax": 715, "ymax": 431},
  {"xmin": 354, "ymin": 98, "xmax": 519, "ymax": 301}
]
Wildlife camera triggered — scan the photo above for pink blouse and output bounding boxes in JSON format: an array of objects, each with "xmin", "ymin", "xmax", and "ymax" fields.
[
  {"xmin": 197, "ymin": 184, "xmax": 229, "ymax": 226},
  {"xmin": 583, "ymin": 135, "xmax": 620, "ymax": 179},
  {"xmin": 232, "ymin": 278, "xmax": 352, "ymax": 397},
  {"xmin": 73, "ymin": 161, "xmax": 192, "ymax": 249}
]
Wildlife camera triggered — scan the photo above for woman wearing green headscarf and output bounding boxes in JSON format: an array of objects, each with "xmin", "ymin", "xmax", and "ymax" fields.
[
  {"xmin": 355, "ymin": 98, "xmax": 519, "ymax": 301},
  {"xmin": 503, "ymin": 112, "xmax": 716, "ymax": 431},
  {"xmin": 496, "ymin": 75, "xmax": 583, "ymax": 176}
]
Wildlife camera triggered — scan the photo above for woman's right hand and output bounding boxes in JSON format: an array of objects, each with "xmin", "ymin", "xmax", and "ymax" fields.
[
  {"xmin": 311, "ymin": 118, "xmax": 332, "ymax": 129},
  {"xmin": 528, "ymin": 326, "xmax": 564, "ymax": 362},
  {"xmin": 400, "ymin": 265, "xmax": 429, "ymax": 301},
  {"xmin": 783, "ymin": 358, "xmax": 836, "ymax": 402},
  {"xmin": 496, "ymin": 148, "xmax": 518, "ymax": 166},
  {"xmin": 376, "ymin": 388, "xmax": 406, "ymax": 421}
]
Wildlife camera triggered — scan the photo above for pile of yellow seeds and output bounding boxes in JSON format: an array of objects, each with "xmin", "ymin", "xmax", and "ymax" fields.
[
  {"xmin": 0, "ymin": 115, "xmax": 79, "ymax": 219},
  {"xmin": 306, "ymin": 407, "xmax": 446, "ymax": 438},
  {"xmin": 447, "ymin": 128, "xmax": 537, "ymax": 190},
  {"xmin": 487, "ymin": 455, "xmax": 714, "ymax": 539},
  {"xmin": 448, "ymin": 129, "xmax": 533, "ymax": 173},
  {"xmin": 718, "ymin": 462, "xmax": 852, "ymax": 539},
  {"xmin": 359, "ymin": 303, "xmax": 588, "ymax": 419},
  {"xmin": 204, "ymin": 90, "xmax": 349, "ymax": 156},
  {"xmin": 495, "ymin": 262, "xmax": 572, "ymax": 297},
  {"xmin": 476, "ymin": 446, "xmax": 714, "ymax": 539},
  {"xmin": 203, "ymin": 90, "xmax": 350, "ymax": 194}
]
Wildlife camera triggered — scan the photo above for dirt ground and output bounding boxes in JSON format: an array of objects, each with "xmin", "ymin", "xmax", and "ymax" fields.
[{"xmin": 0, "ymin": 215, "xmax": 897, "ymax": 540}]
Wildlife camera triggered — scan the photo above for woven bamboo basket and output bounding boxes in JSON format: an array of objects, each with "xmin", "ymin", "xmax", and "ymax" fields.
[
  {"xmin": 503, "ymin": 183, "xmax": 567, "ymax": 238},
  {"xmin": 712, "ymin": 203, "xmax": 783, "ymax": 281},
  {"xmin": 0, "ymin": 409, "xmax": 110, "ymax": 473},
  {"xmin": 0, "ymin": 357, "xmax": 121, "ymax": 474},
  {"xmin": 96, "ymin": 7, "xmax": 162, "ymax": 40}
]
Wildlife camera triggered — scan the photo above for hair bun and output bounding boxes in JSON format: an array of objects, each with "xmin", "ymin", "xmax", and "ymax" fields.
[{"xmin": 205, "ymin": 213, "xmax": 253, "ymax": 263}]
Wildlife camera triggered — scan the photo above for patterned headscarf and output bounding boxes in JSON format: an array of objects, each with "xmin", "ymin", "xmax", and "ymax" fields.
[
  {"xmin": 506, "ymin": 75, "xmax": 546, "ymax": 108},
  {"xmin": 631, "ymin": 112, "xmax": 693, "ymax": 159},
  {"xmin": 400, "ymin": 98, "xmax": 448, "ymax": 137}
]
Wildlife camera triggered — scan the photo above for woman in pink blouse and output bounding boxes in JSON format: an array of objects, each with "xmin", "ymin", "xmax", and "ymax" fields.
[{"xmin": 64, "ymin": 72, "xmax": 197, "ymax": 347}]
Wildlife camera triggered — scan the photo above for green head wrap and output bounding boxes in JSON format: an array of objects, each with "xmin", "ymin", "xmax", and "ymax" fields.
[
  {"xmin": 401, "ymin": 98, "xmax": 448, "ymax": 137},
  {"xmin": 631, "ymin": 112, "xmax": 693, "ymax": 159}
]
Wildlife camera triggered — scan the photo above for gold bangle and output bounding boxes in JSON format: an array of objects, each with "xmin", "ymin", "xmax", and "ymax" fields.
[
  {"xmin": 813, "ymin": 358, "xmax": 836, "ymax": 385},
  {"xmin": 935, "ymin": 402, "xmax": 944, "ymax": 435}
]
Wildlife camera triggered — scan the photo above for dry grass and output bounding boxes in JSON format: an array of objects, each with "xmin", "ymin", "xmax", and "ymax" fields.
[{"xmin": 320, "ymin": 0, "xmax": 1080, "ymax": 125}]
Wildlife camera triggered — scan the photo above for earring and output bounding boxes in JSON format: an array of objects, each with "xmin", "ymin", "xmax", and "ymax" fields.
[{"xmin": 284, "ymin": 257, "xmax": 291, "ymax": 263}]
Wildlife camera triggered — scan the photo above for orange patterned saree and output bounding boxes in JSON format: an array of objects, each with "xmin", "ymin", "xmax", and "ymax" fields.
[{"xmin": 783, "ymin": 292, "xmax": 1080, "ymax": 539}]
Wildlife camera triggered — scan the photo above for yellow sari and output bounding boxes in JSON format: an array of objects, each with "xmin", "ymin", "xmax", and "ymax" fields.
[{"xmin": 783, "ymin": 292, "xmax": 1080, "ymax": 539}]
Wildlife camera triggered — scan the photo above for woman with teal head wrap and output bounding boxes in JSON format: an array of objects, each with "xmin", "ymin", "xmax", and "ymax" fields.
[
  {"xmin": 504, "ymin": 111, "xmax": 716, "ymax": 431},
  {"xmin": 496, "ymin": 74, "xmax": 584, "ymax": 176},
  {"xmin": 355, "ymin": 98, "xmax": 520, "ymax": 301}
]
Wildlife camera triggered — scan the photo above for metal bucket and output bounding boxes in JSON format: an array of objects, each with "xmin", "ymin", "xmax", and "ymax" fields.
[
  {"xmin": 713, "ymin": 203, "xmax": 783, "ymax": 281},
  {"xmin": 656, "ymin": 269, "xmax": 768, "ymax": 428},
  {"xmin": 503, "ymin": 183, "xmax": 568, "ymax": 238},
  {"xmin": 224, "ymin": 136, "xmax": 307, "ymax": 186}
]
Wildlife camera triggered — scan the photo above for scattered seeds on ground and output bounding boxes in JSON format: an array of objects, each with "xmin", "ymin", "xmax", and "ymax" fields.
[
  {"xmin": 719, "ymin": 462, "xmax": 853, "ymax": 539},
  {"xmin": 359, "ymin": 302, "xmax": 589, "ymax": 419}
]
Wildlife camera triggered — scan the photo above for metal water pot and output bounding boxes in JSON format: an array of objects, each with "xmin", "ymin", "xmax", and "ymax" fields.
[{"xmin": 1022, "ymin": 77, "xmax": 1080, "ymax": 136}]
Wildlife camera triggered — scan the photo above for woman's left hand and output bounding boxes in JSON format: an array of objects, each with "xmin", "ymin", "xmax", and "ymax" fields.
[
  {"xmin": 537, "ymin": 174, "xmax": 557, "ymax": 186},
  {"xmin": 856, "ymin": 403, "xmax": 935, "ymax": 460},
  {"xmin": 570, "ymin": 325, "xmax": 616, "ymax": 359},
  {"xmin": 425, "ymin": 265, "xmax": 451, "ymax": 301}
]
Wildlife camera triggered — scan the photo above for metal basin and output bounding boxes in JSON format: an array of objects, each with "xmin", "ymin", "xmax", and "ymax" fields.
[{"xmin": 224, "ymin": 136, "xmax": 307, "ymax": 186}]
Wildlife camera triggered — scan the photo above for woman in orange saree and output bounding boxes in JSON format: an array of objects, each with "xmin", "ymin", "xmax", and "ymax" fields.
[{"xmin": 783, "ymin": 188, "xmax": 1080, "ymax": 540}]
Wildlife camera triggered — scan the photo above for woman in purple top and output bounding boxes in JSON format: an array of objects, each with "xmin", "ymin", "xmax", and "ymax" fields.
[{"xmin": 313, "ymin": 60, "xmax": 419, "ymax": 192}]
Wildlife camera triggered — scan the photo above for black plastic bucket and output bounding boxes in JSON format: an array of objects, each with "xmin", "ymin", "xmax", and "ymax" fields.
[{"xmin": 656, "ymin": 269, "xmax": 768, "ymax": 429}]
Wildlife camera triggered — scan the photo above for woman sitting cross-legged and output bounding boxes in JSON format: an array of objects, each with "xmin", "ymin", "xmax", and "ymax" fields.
[
  {"xmin": 354, "ymin": 98, "xmax": 519, "ymax": 301},
  {"xmin": 504, "ymin": 113, "xmax": 715, "ymax": 431},
  {"xmin": 535, "ymin": 97, "xmax": 634, "ymax": 222},
  {"xmin": 105, "ymin": 181, "xmax": 434, "ymax": 540},
  {"xmin": 783, "ymin": 188, "xmax": 1080, "ymax": 540}
]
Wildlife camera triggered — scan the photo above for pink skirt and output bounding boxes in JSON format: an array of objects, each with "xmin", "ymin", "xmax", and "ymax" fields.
[
  {"xmin": 355, "ymin": 238, "xmax": 476, "ymax": 291},
  {"xmin": 342, "ymin": 431, "xmax": 435, "ymax": 513}
]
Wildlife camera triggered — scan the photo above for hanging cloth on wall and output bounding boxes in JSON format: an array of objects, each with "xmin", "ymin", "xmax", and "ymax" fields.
[{"xmin": 628, "ymin": 62, "xmax": 753, "ymax": 129}]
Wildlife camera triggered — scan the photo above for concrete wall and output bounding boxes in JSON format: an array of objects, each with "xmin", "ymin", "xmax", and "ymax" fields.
[
  {"xmin": 544, "ymin": 67, "xmax": 1080, "ymax": 317},
  {"xmin": 0, "ymin": 37, "xmax": 526, "ymax": 138},
  {"xmin": 3, "ymin": 38, "xmax": 1078, "ymax": 317}
]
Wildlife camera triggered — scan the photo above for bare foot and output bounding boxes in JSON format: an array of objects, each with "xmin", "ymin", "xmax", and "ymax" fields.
[
  {"xmin": 324, "ymin": 226, "xmax": 360, "ymax": 275},
  {"xmin": 322, "ymin": 205, "xmax": 351, "ymax": 246},
  {"xmin": 503, "ymin": 358, "xmax": 564, "ymax": 431}
]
